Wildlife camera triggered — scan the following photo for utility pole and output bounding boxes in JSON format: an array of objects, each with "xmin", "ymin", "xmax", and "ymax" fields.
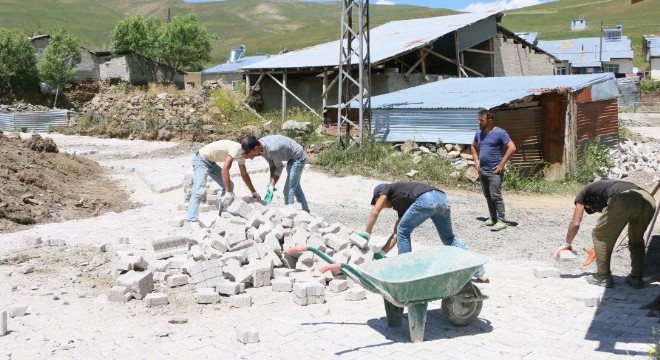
[
  {"xmin": 599, "ymin": 20, "xmax": 603, "ymax": 72},
  {"xmin": 337, "ymin": 0, "xmax": 371, "ymax": 148}
]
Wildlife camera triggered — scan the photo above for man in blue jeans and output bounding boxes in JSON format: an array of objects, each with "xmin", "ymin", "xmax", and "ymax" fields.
[
  {"xmin": 361, "ymin": 182, "xmax": 488, "ymax": 282},
  {"xmin": 186, "ymin": 140, "xmax": 260, "ymax": 223},
  {"xmin": 241, "ymin": 134, "xmax": 310, "ymax": 212},
  {"xmin": 470, "ymin": 109, "xmax": 516, "ymax": 231}
]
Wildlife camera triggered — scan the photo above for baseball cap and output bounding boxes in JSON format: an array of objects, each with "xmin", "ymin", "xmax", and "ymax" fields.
[{"xmin": 371, "ymin": 183, "xmax": 387, "ymax": 205}]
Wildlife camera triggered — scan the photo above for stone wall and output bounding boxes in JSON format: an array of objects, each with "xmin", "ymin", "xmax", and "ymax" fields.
[{"xmin": 494, "ymin": 35, "xmax": 556, "ymax": 76}]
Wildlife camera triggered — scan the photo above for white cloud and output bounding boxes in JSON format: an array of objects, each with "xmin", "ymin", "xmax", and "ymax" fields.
[
  {"xmin": 375, "ymin": 0, "xmax": 395, "ymax": 4},
  {"xmin": 462, "ymin": 0, "xmax": 544, "ymax": 12}
]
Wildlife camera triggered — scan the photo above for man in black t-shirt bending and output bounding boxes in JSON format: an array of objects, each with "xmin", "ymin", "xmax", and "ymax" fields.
[{"xmin": 557, "ymin": 180, "xmax": 656, "ymax": 288}]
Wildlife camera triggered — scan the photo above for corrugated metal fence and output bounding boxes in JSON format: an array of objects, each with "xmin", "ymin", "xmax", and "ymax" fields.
[{"xmin": 0, "ymin": 110, "xmax": 69, "ymax": 132}]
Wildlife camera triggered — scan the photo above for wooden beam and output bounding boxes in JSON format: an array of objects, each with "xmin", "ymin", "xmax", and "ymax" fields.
[
  {"xmin": 464, "ymin": 48, "xmax": 496, "ymax": 55},
  {"xmin": 266, "ymin": 73, "xmax": 323, "ymax": 120}
]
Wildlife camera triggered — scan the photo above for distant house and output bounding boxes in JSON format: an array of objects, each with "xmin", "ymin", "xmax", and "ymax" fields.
[
  {"xmin": 29, "ymin": 35, "xmax": 184, "ymax": 88},
  {"xmin": 364, "ymin": 73, "xmax": 619, "ymax": 180},
  {"xmin": 571, "ymin": 18, "xmax": 588, "ymax": 31},
  {"xmin": 537, "ymin": 31, "xmax": 634, "ymax": 75},
  {"xmin": 643, "ymin": 35, "xmax": 660, "ymax": 80}
]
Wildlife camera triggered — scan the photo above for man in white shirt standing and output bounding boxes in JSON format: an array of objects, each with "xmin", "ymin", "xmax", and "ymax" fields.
[{"xmin": 186, "ymin": 140, "xmax": 260, "ymax": 223}]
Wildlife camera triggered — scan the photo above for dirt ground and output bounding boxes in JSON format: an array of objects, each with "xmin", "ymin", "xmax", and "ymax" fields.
[{"xmin": 0, "ymin": 132, "xmax": 133, "ymax": 233}]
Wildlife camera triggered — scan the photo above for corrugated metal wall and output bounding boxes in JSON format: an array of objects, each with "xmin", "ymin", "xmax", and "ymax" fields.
[
  {"xmin": 616, "ymin": 77, "xmax": 640, "ymax": 106},
  {"xmin": 0, "ymin": 110, "xmax": 69, "ymax": 132},
  {"xmin": 576, "ymin": 99, "xmax": 618, "ymax": 147},
  {"xmin": 493, "ymin": 107, "xmax": 544, "ymax": 168},
  {"xmin": 371, "ymin": 109, "xmax": 478, "ymax": 144}
]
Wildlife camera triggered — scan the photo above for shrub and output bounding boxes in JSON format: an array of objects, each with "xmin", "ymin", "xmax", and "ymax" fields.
[
  {"xmin": 210, "ymin": 86, "xmax": 261, "ymax": 128},
  {"xmin": 567, "ymin": 138, "xmax": 612, "ymax": 184},
  {"xmin": 641, "ymin": 79, "xmax": 660, "ymax": 94},
  {"xmin": 45, "ymin": 124, "xmax": 55, "ymax": 134}
]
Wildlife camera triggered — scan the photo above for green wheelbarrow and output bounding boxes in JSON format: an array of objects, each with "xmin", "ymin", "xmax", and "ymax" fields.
[{"xmin": 284, "ymin": 245, "xmax": 488, "ymax": 343}]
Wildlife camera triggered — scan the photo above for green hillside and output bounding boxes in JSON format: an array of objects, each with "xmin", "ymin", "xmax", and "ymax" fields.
[
  {"xmin": 501, "ymin": 0, "xmax": 659, "ymax": 69},
  {"xmin": 0, "ymin": 0, "xmax": 657, "ymax": 69}
]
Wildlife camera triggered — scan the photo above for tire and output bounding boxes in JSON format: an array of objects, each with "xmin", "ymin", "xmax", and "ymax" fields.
[{"xmin": 441, "ymin": 284, "xmax": 483, "ymax": 326}]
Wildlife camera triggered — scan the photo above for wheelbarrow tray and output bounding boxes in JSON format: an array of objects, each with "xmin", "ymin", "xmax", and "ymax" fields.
[{"xmin": 356, "ymin": 246, "xmax": 487, "ymax": 305}]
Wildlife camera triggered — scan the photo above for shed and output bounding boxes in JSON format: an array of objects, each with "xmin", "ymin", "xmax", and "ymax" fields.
[
  {"xmin": 366, "ymin": 73, "xmax": 619, "ymax": 179},
  {"xmin": 642, "ymin": 35, "xmax": 660, "ymax": 80}
]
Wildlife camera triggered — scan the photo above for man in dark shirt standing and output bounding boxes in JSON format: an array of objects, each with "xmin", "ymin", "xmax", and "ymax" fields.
[
  {"xmin": 361, "ymin": 182, "xmax": 488, "ymax": 282},
  {"xmin": 470, "ymin": 109, "xmax": 517, "ymax": 231},
  {"xmin": 557, "ymin": 180, "xmax": 656, "ymax": 288}
]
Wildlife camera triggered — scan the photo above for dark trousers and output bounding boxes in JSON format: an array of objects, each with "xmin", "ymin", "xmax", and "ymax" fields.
[{"xmin": 479, "ymin": 169, "xmax": 505, "ymax": 222}]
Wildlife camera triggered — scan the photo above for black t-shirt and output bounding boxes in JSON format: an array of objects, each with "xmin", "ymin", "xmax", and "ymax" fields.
[
  {"xmin": 574, "ymin": 180, "xmax": 641, "ymax": 214},
  {"xmin": 382, "ymin": 182, "xmax": 438, "ymax": 217}
]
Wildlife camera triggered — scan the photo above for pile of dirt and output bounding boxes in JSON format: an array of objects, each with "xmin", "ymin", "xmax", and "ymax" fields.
[{"xmin": 0, "ymin": 133, "xmax": 134, "ymax": 233}]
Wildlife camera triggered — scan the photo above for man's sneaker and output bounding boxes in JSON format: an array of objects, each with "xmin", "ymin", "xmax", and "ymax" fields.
[
  {"xmin": 625, "ymin": 275, "xmax": 644, "ymax": 289},
  {"xmin": 484, "ymin": 219, "xmax": 496, "ymax": 226},
  {"xmin": 490, "ymin": 222, "xmax": 507, "ymax": 231},
  {"xmin": 473, "ymin": 274, "xmax": 490, "ymax": 283},
  {"xmin": 586, "ymin": 274, "xmax": 613, "ymax": 288}
]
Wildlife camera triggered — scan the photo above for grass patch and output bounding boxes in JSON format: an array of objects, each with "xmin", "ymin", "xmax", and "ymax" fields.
[{"xmin": 0, "ymin": 254, "xmax": 30, "ymax": 266}]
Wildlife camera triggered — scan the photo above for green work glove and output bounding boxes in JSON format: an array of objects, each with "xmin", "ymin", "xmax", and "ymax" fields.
[
  {"xmin": 373, "ymin": 249, "xmax": 386, "ymax": 260},
  {"xmin": 358, "ymin": 231, "xmax": 370, "ymax": 241},
  {"xmin": 263, "ymin": 183, "xmax": 274, "ymax": 205}
]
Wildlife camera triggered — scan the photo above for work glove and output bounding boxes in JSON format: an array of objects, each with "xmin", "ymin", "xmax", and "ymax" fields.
[
  {"xmin": 263, "ymin": 183, "xmax": 274, "ymax": 205},
  {"xmin": 372, "ymin": 249, "xmax": 387, "ymax": 260},
  {"xmin": 220, "ymin": 192, "xmax": 234, "ymax": 207},
  {"xmin": 553, "ymin": 242, "xmax": 573, "ymax": 260},
  {"xmin": 358, "ymin": 231, "xmax": 370, "ymax": 241}
]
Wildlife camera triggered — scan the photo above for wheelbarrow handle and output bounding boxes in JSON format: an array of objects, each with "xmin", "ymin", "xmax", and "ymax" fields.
[
  {"xmin": 284, "ymin": 246, "xmax": 308, "ymax": 256},
  {"xmin": 319, "ymin": 264, "xmax": 341, "ymax": 273}
]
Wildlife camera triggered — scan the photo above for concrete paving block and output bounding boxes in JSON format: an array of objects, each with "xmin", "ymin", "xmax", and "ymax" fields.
[
  {"xmin": 126, "ymin": 256, "xmax": 149, "ymax": 271},
  {"xmin": 292, "ymin": 294, "xmax": 309, "ymax": 306},
  {"xmin": 189, "ymin": 245, "xmax": 206, "ymax": 261},
  {"xmin": 328, "ymin": 279, "xmax": 348, "ymax": 293},
  {"xmin": 265, "ymin": 250, "xmax": 283, "ymax": 267},
  {"xmin": 292, "ymin": 282, "xmax": 308, "ymax": 298},
  {"xmin": 92, "ymin": 244, "xmax": 107, "ymax": 253},
  {"xmin": 263, "ymin": 234, "xmax": 281, "ymax": 254},
  {"xmin": 251, "ymin": 268, "xmax": 272, "ymax": 288},
  {"xmin": 108, "ymin": 286, "xmax": 132, "ymax": 303},
  {"xmin": 209, "ymin": 236, "xmax": 228, "ymax": 253},
  {"xmin": 558, "ymin": 250, "xmax": 578, "ymax": 261},
  {"xmin": 117, "ymin": 237, "xmax": 129, "ymax": 244},
  {"xmin": 153, "ymin": 271, "xmax": 171, "ymax": 283},
  {"xmin": 319, "ymin": 223, "xmax": 341, "ymax": 235},
  {"xmin": 307, "ymin": 294, "xmax": 325, "ymax": 305},
  {"xmin": 273, "ymin": 268, "xmax": 294, "ymax": 278},
  {"xmin": 144, "ymin": 293, "xmax": 169, "ymax": 307},
  {"xmin": 583, "ymin": 293, "xmax": 602, "ymax": 307},
  {"xmin": 196, "ymin": 288, "xmax": 220, "ymax": 304},
  {"xmin": 271, "ymin": 277, "xmax": 294, "ymax": 292},
  {"xmin": 116, "ymin": 270, "xmax": 154, "ymax": 300},
  {"xmin": 7, "ymin": 303, "xmax": 28, "ymax": 318},
  {"xmin": 305, "ymin": 283, "xmax": 325, "ymax": 296},
  {"xmin": 1, "ymin": 309, "xmax": 6, "ymax": 336},
  {"xmin": 46, "ymin": 238, "xmax": 66, "ymax": 246},
  {"xmin": 167, "ymin": 274, "xmax": 189, "ymax": 287},
  {"xmin": 345, "ymin": 288, "xmax": 366, "ymax": 301},
  {"xmin": 224, "ymin": 266, "xmax": 252, "ymax": 284},
  {"xmin": 180, "ymin": 258, "xmax": 199, "ymax": 275},
  {"xmin": 236, "ymin": 327, "xmax": 259, "ymax": 343},
  {"xmin": 534, "ymin": 267, "xmax": 560, "ymax": 278},
  {"xmin": 149, "ymin": 259, "xmax": 171, "ymax": 272},
  {"xmin": 221, "ymin": 249, "xmax": 248, "ymax": 264},
  {"xmin": 169, "ymin": 218, "xmax": 185, "ymax": 227},
  {"xmin": 216, "ymin": 282, "xmax": 242, "ymax": 296},
  {"xmin": 229, "ymin": 293, "xmax": 252, "ymax": 308},
  {"xmin": 23, "ymin": 235, "xmax": 43, "ymax": 246},
  {"xmin": 324, "ymin": 234, "xmax": 350, "ymax": 252},
  {"xmin": 169, "ymin": 255, "xmax": 188, "ymax": 269},
  {"xmin": 349, "ymin": 232, "xmax": 369, "ymax": 249}
]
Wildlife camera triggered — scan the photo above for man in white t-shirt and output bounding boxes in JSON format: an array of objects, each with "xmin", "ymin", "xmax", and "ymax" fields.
[{"xmin": 186, "ymin": 140, "xmax": 260, "ymax": 222}]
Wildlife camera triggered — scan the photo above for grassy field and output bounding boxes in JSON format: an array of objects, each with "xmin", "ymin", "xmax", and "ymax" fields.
[{"xmin": 0, "ymin": 0, "xmax": 657, "ymax": 68}]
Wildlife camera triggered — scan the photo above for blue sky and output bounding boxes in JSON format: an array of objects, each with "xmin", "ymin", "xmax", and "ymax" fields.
[{"xmin": 184, "ymin": 0, "xmax": 554, "ymax": 12}]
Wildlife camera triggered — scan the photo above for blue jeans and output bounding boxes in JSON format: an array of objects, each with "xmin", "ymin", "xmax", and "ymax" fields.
[
  {"xmin": 397, "ymin": 190, "xmax": 485, "ymax": 277},
  {"xmin": 186, "ymin": 153, "xmax": 228, "ymax": 222},
  {"xmin": 284, "ymin": 156, "xmax": 309, "ymax": 212}
]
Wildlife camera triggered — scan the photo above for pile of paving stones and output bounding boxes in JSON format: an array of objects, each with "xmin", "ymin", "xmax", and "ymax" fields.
[
  {"xmin": 106, "ymin": 192, "xmax": 378, "ymax": 313},
  {"xmin": 602, "ymin": 140, "xmax": 660, "ymax": 181}
]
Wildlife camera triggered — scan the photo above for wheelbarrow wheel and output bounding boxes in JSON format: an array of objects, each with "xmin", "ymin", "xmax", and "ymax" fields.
[{"xmin": 441, "ymin": 284, "xmax": 483, "ymax": 326}]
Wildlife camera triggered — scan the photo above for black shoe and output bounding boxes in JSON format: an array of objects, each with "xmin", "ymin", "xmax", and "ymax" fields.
[
  {"xmin": 586, "ymin": 274, "xmax": 613, "ymax": 288},
  {"xmin": 625, "ymin": 275, "xmax": 644, "ymax": 289}
]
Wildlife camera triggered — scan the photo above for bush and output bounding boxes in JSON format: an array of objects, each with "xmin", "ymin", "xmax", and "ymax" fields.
[
  {"xmin": 210, "ymin": 86, "xmax": 261, "ymax": 128},
  {"xmin": 641, "ymin": 79, "xmax": 660, "ymax": 94},
  {"xmin": 567, "ymin": 138, "xmax": 612, "ymax": 184}
]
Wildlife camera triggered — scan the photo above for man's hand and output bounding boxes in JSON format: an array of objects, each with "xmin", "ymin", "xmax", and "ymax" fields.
[
  {"xmin": 493, "ymin": 162, "xmax": 505, "ymax": 174},
  {"xmin": 358, "ymin": 231, "xmax": 370, "ymax": 241},
  {"xmin": 373, "ymin": 249, "xmax": 387, "ymax": 260},
  {"xmin": 263, "ymin": 183, "xmax": 274, "ymax": 204},
  {"xmin": 554, "ymin": 243, "xmax": 572, "ymax": 260},
  {"xmin": 221, "ymin": 193, "xmax": 234, "ymax": 207},
  {"xmin": 252, "ymin": 191, "xmax": 262, "ymax": 201}
]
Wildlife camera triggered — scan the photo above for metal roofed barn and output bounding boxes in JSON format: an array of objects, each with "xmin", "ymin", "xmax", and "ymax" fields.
[{"xmin": 366, "ymin": 73, "xmax": 619, "ymax": 180}]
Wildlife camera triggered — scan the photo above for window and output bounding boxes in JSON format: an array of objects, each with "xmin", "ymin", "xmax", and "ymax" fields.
[
  {"xmin": 603, "ymin": 63, "xmax": 619, "ymax": 73},
  {"xmin": 556, "ymin": 64, "xmax": 568, "ymax": 75}
]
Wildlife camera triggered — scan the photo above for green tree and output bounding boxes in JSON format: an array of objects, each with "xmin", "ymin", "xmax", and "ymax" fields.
[
  {"xmin": 160, "ymin": 13, "xmax": 211, "ymax": 72},
  {"xmin": 110, "ymin": 15, "xmax": 163, "ymax": 59},
  {"xmin": 0, "ymin": 28, "xmax": 38, "ymax": 99},
  {"xmin": 38, "ymin": 28, "xmax": 81, "ymax": 108}
]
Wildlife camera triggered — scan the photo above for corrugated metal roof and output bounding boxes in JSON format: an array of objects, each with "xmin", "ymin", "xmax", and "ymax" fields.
[
  {"xmin": 537, "ymin": 36, "xmax": 633, "ymax": 67},
  {"xmin": 647, "ymin": 37, "xmax": 660, "ymax": 57},
  {"xmin": 242, "ymin": 12, "xmax": 495, "ymax": 71},
  {"xmin": 368, "ymin": 73, "xmax": 616, "ymax": 110},
  {"xmin": 514, "ymin": 31, "xmax": 538, "ymax": 44},
  {"xmin": 202, "ymin": 55, "xmax": 271, "ymax": 74}
]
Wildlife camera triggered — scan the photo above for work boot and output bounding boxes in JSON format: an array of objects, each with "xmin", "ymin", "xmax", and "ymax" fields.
[
  {"xmin": 490, "ymin": 222, "xmax": 507, "ymax": 231},
  {"xmin": 484, "ymin": 219, "xmax": 495, "ymax": 226},
  {"xmin": 625, "ymin": 275, "xmax": 644, "ymax": 289},
  {"xmin": 473, "ymin": 274, "xmax": 490, "ymax": 283},
  {"xmin": 586, "ymin": 274, "xmax": 613, "ymax": 288}
]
